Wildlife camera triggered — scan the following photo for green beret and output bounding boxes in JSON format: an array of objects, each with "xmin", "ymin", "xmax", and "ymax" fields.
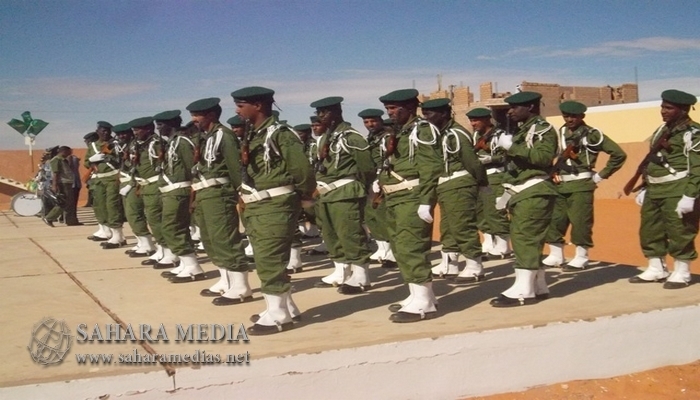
[
  {"xmin": 505, "ymin": 91, "xmax": 542, "ymax": 105},
  {"xmin": 421, "ymin": 98, "xmax": 451, "ymax": 110},
  {"xmin": 112, "ymin": 123, "xmax": 132, "ymax": 134},
  {"xmin": 231, "ymin": 86, "xmax": 275, "ymax": 102},
  {"xmin": 310, "ymin": 116, "xmax": 320, "ymax": 123},
  {"xmin": 97, "ymin": 121, "xmax": 113, "ymax": 129},
  {"xmin": 358, "ymin": 108, "xmax": 384, "ymax": 118},
  {"xmin": 227, "ymin": 115, "xmax": 244, "ymax": 126},
  {"xmin": 661, "ymin": 89, "xmax": 697, "ymax": 106},
  {"xmin": 379, "ymin": 88, "xmax": 419, "ymax": 104},
  {"xmin": 186, "ymin": 98, "xmax": 221, "ymax": 112},
  {"xmin": 152, "ymin": 110, "xmax": 181, "ymax": 121},
  {"xmin": 310, "ymin": 96, "xmax": 344, "ymax": 109},
  {"xmin": 559, "ymin": 101, "xmax": 587, "ymax": 115},
  {"xmin": 294, "ymin": 123, "xmax": 311, "ymax": 131},
  {"xmin": 128, "ymin": 116, "xmax": 154, "ymax": 128},
  {"xmin": 83, "ymin": 131, "xmax": 98, "ymax": 141},
  {"xmin": 466, "ymin": 108, "xmax": 492, "ymax": 118},
  {"xmin": 383, "ymin": 118, "xmax": 393, "ymax": 125}
]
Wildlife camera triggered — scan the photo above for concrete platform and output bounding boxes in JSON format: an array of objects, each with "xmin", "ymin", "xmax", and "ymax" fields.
[{"xmin": 1, "ymin": 207, "xmax": 699, "ymax": 399}]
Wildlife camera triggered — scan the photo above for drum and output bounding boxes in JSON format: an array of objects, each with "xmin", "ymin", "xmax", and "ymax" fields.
[{"xmin": 11, "ymin": 192, "xmax": 43, "ymax": 217}]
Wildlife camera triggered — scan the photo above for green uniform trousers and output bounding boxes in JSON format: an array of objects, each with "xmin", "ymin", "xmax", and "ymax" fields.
[
  {"xmin": 244, "ymin": 194, "xmax": 299, "ymax": 294},
  {"xmin": 509, "ymin": 195, "xmax": 555, "ymax": 270},
  {"xmin": 161, "ymin": 188, "xmax": 194, "ymax": 256},
  {"xmin": 387, "ymin": 200, "xmax": 433, "ymax": 284},
  {"xmin": 91, "ymin": 179, "xmax": 123, "ymax": 228},
  {"xmin": 90, "ymin": 180, "xmax": 108, "ymax": 225},
  {"xmin": 476, "ymin": 181, "xmax": 510, "ymax": 237},
  {"xmin": 123, "ymin": 185, "xmax": 149, "ymax": 236},
  {"xmin": 365, "ymin": 197, "xmax": 391, "ymax": 242},
  {"xmin": 640, "ymin": 196, "xmax": 699, "ymax": 260},
  {"xmin": 318, "ymin": 198, "xmax": 371, "ymax": 264},
  {"xmin": 141, "ymin": 186, "xmax": 164, "ymax": 244},
  {"xmin": 545, "ymin": 190, "xmax": 594, "ymax": 247},
  {"xmin": 438, "ymin": 186, "xmax": 481, "ymax": 259},
  {"xmin": 194, "ymin": 185, "xmax": 247, "ymax": 271}
]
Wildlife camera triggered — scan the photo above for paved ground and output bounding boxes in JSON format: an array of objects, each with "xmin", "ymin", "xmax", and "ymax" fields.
[{"xmin": 2, "ymin": 199, "xmax": 699, "ymax": 397}]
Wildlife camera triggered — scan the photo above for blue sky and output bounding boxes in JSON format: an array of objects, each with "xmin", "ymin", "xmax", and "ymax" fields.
[{"xmin": 1, "ymin": 0, "xmax": 699, "ymax": 150}]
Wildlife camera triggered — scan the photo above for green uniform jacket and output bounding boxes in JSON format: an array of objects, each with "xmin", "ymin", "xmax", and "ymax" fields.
[
  {"xmin": 378, "ymin": 116, "xmax": 443, "ymax": 206},
  {"xmin": 50, "ymin": 155, "xmax": 74, "ymax": 184},
  {"xmin": 242, "ymin": 117, "xmax": 316, "ymax": 215},
  {"xmin": 504, "ymin": 115, "xmax": 559, "ymax": 204},
  {"xmin": 554, "ymin": 124, "xmax": 627, "ymax": 194},
  {"xmin": 133, "ymin": 135, "xmax": 163, "ymax": 193},
  {"xmin": 436, "ymin": 119, "xmax": 488, "ymax": 194},
  {"xmin": 316, "ymin": 121, "xmax": 374, "ymax": 202},
  {"xmin": 474, "ymin": 127, "xmax": 509, "ymax": 185},
  {"xmin": 84, "ymin": 139, "xmax": 120, "ymax": 179},
  {"xmin": 644, "ymin": 118, "xmax": 700, "ymax": 199},
  {"xmin": 192, "ymin": 123, "xmax": 241, "ymax": 196},
  {"xmin": 159, "ymin": 134, "xmax": 195, "ymax": 186}
]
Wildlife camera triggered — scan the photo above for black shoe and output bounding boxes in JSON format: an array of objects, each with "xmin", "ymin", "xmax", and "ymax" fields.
[
  {"xmin": 388, "ymin": 303, "xmax": 402, "ymax": 312},
  {"xmin": 160, "ymin": 271, "xmax": 177, "ymax": 278},
  {"xmin": 628, "ymin": 276, "xmax": 666, "ymax": 284},
  {"xmin": 489, "ymin": 294, "xmax": 538, "ymax": 308},
  {"xmin": 212, "ymin": 295, "xmax": 253, "ymax": 306},
  {"xmin": 200, "ymin": 289, "xmax": 224, "ymax": 297},
  {"xmin": 561, "ymin": 265, "xmax": 586, "ymax": 272},
  {"xmin": 448, "ymin": 274, "xmax": 486, "ymax": 284},
  {"xmin": 42, "ymin": 218, "xmax": 55, "ymax": 228},
  {"xmin": 66, "ymin": 222, "xmax": 84, "ymax": 226},
  {"xmin": 314, "ymin": 281, "xmax": 340, "ymax": 288},
  {"xmin": 389, "ymin": 310, "xmax": 437, "ymax": 323},
  {"xmin": 249, "ymin": 314, "xmax": 302, "ymax": 323},
  {"xmin": 130, "ymin": 250, "xmax": 156, "ymax": 258},
  {"xmin": 87, "ymin": 235, "xmax": 109, "ymax": 242},
  {"xmin": 482, "ymin": 252, "xmax": 514, "ymax": 261},
  {"xmin": 663, "ymin": 281, "xmax": 690, "ymax": 289},
  {"xmin": 141, "ymin": 259, "xmax": 158, "ymax": 266},
  {"xmin": 247, "ymin": 322, "xmax": 294, "ymax": 336},
  {"xmin": 169, "ymin": 274, "xmax": 206, "ymax": 283},
  {"xmin": 337, "ymin": 283, "xmax": 370, "ymax": 295},
  {"xmin": 101, "ymin": 241, "xmax": 127, "ymax": 249},
  {"xmin": 153, "ymin": 262, "xmax": 176, "ymax": 270},
  {"xmin": 381, "ymin": 260, "xmax": 398, "ymax": 269},
  {"xmin": 305, "ymin": 249, "xmax": 328, "ymax": 256},
  {"xmin": 535, "ymin": 293, "xmax": 550, "ymax": 300},
  {"xmin": 285, "ymin": 266, "xmax": 304, "ymax": 274}
]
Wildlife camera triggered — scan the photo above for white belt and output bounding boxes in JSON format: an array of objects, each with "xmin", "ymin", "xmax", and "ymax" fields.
[
  {"xmin": 559, "ymin": 171, "xmax": 593, "ymax": 182},
  {"xmin": 496, "ymin": 176, "xmax": 548, "ymax": 210},
  {"xmin": 486, "ymin": 167, "xmax": 505, "ymax": 175},
  {"xmin": 382, "ymin": 178, "xmax": 420, "ymax": 194},
  {"xmin": 438, "ymin": 170, "xmax": 470, "ymax": 185},
  {"xmin": 240, "ymin": 185, "xmax": 294, "ymax": 203},
  {"xmin": 93, "ymin": 170, "xmax": 120, "ymax": 179},
  {"xmin": 135, "ymin": 175, "xmax": 160, "ymax": 186},
  {"xmin": 159, "ymin": 181, "xmax": 192, "ymax": 193},
  {"xmin": 647, "ymin": 170, "xmax": 688, "ymax": 184},
  {"xmin": 119, "ymin": 172, "xmax": 132, "ymax": 183},
  {"xmin": 316, "ymin": 178, "xmax": 355, "ymax": 195},
  {"xmin": 191, "ymin": 177, "xmax": 230, "ymax": 191}
]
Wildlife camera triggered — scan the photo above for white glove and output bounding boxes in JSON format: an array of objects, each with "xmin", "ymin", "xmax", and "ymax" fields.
[
  {"xmin": 635, "ymin": 189, "xmax": 646, "ymax": 207},
  {"xmin": 675, "ymin": 195, "xmax": 696, "ymax": 218},
  {"xmin": 592, "ymin": 173, "xmax": 604, "ymax": 184},
  {"xmin": 478, "ymin": 155, "xmax": 492, "ymax": 164},
  {"xmin": 119, "ymin": 184, "xmax": 133, "ymax": 197},
  {"xmin": 496, "ymin": 134, "xmax": 513, "ymax": 150},
  {"xmin": 372, "ymin": 180, "xmax": 380, "ymax": 194},
  {"xmin": 89, "ymin": 153, "xmax": 106, "ymax": 162},
  {"xmin": 417, "ymin": 204, "xmax": 433, "ymax": 223}
]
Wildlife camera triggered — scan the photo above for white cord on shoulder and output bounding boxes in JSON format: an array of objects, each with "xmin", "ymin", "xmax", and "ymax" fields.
[
  {"xmin": 204, "ymin": 129, "xmax": 223, "ymax": 168},
  {"xmin": 408, "ymin": 120, "xmax": 438, "ymax": 163}
]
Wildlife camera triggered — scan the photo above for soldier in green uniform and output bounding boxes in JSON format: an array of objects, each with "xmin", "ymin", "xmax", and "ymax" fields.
[
  {"xmin": 43, "ymin": 146, "xmax": 79, "ymax": 226},
  {"xmin": 294, "ymin": 122, "xmax": 321, "ymax": 240},
  {"xmin": 629, "ymin": 90, "xmax": 700, "ymax": 289},
  {"xmin": 232, "ymin": 86, "xmax": 315, "ymax": 334},
  {"xmin": 84, "ymin": 121, "xmax": 118, "ymax": 242},
  {"xmin": 186, "ymin": 98, "xmax": 250, "ymax": 304},
  {"xmin": 378, "ymin": 89, "xmax": 443, "ymax": 322},
  {"xmin": 310, "ymin": 97, "xmax": 374, "ymax": 294},
  {"xmin": 489, "ymin": 91, "xmax": 558, "ymax": 307},
  {"xmin": 305, "ymin": 116, "xmax": 330, "ymax": 256},
  {"xmin": 421, "ymin": 99, "xmax": 489, "ymax": 283},
  {"xmin": 469, "ymin": 108, "xmax": 512, "ymax": 259},
  {"xmin": 359, "ymin": 108, "xmax": 397, "ymax": 268},
  {"xmin": 115, "ymin": 123, "xmax": 157, "ymax": 258},
  {"xmin": 542, "ymin": 101, "xmax": 627, "ymax": 270}
]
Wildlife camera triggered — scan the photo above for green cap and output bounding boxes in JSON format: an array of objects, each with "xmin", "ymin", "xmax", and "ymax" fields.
[
  {"xmin": 186, "ymin": 98, "xmax": 221, "ymax": 112},
  {"xmin": 559, "ymin": 101, "xmax": 587, "ymax": 115},
  {"xmin": 153, "ymin": 110, "xmax": 181, "ymax": 121},
  {"xmin": 310, "ymin": 96, "xmax": 344, "ymax": 109},
  {"xmin": 231, "ymin": 86, "xmax": 275, "ymax": 103},
  {"xmin": 379, "ymin": 88, "xmax": 419, "ymax": 104},
  {"xmin": 310, "ymin": 116, "xmax": 320, "ymax": 123},
  {"xmin": 128, "ymin": 116, "xmax": 154, "ymax": 128},
  {"xmin": 421, "ymin": 98, "xmax": 451, "ymax": 110},
  {"xmin": 466, "ymin": 108, "xmax": 492, "ymax": 118},
  {"xmin": 294, "ymin": 123, "xmax": 311, "ymax": 131},
  {"xmin": 227, "ymin": 115, "xmax": 244, "ymax": 126},
  {"xmin": 83, "ymin": 131, "xmax": 98, "ymax": 141},
  {"xmin": 383, "ymin": 118, "xmax": 393, "ymax": 125},
  {"xmin": 505, "ymin": 91, "xmax": 542, "ymax": 105},
  {"xmin": 358, "ymin": 108, "xmax": 384, "ymax": 118},
  {"xmin": 661, "ymin": 89, "xmax": 697, "ymax": 106},
  {"xmin": 97, "ymin": 121, "xmax": 113, "ymax": 129},
  {"xmin": 112, "ymin": 123, "xmax": 132, "ymax": 134}
]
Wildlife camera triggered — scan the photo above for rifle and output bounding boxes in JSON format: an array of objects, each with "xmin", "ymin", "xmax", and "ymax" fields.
[
  {"xmin": 551, "ymin": 132, "xmax": 583, "ymax": 184},
  {"xmin": 316, "ymin": 134, "xmax": 331, "ymax": 174},
  {"xmin": 82, "ymin": 141, "xmax": 114, "ymax": 183},
  {"xmin": 475, "ymin": 128, "xmax": 495, "ymax": 152},
  {"xmin": 372, "ymin": 128, "xmax": 399, "ymax": 209},
  {"xmin": 623, "ymin": 128, "xmax": 672, "ymax": 196}
]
